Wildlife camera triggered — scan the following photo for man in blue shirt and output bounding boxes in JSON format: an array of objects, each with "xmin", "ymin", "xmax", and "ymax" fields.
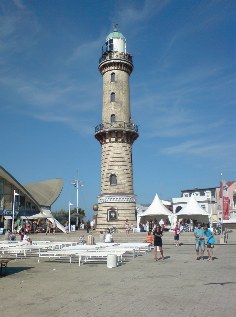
[{"xmin": 194, "ymin": 223, "xmax": 205, "ymax": 260}]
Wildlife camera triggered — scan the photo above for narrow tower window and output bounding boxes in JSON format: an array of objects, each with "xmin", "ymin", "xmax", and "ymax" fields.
[
  {"xmin": 111, "ymin": 114, "xmax": 116, "ymax": 124},
  {"xmin": 110, "ymin": 92, "xmax": 115, "ymax": 102},
  {"xmin": 111, "ymin": 72, "xmax": 115, "ymax": 82},
  {"xmin": 110, "ymin": 174, "xmax": 117, "ymax": 186}
]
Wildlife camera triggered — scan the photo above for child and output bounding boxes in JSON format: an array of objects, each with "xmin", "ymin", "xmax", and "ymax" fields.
[{"xmin": 145, "ymin": 231, "xmax": 153, "ymax": 244}]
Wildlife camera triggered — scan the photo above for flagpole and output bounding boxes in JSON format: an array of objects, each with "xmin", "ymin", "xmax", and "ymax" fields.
[
  {"xmin": 220, "ymin": 172, "xmax": 226, "ymax": 236},
  {"xmin": 221, "ymin": 173, "xmax": 223, "ymax": 222}
]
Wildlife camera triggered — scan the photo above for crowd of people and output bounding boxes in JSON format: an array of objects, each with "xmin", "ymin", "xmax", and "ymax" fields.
[
  {"xmin": 5, "ymin": 227, "xmax": 32, "ymax": 245},
  {"xmin": 4, "ymin": 218, "xmax": 59, "ymax": 244},
  {"xmin": 144, "ymin": 221, "xmax": 216, "ymax": 262}
]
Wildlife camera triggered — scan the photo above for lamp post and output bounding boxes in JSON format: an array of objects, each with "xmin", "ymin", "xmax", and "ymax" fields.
[
  {"xmin": 71, "ymin": 171, "xmax": 83, "ymax": 227},
  {"xmin": 12, "ymin": 190, "xmax": 19, "ymax": 232},
  {"xmin": 68, "ymin": 201, "xmax": 73, "ymax": 232}
]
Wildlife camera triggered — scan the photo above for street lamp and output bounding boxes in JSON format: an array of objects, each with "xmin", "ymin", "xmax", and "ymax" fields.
[
  {"xmin": 12, "ymin": 190, "xmax": 19, "ymax": 232},
  {"xmin": 71, "ymin": 174, "xmax": 84, "ymax": 226},
  {"xmin": 68, "ymin": 201, "xmax": 73, "ymax": 232}
]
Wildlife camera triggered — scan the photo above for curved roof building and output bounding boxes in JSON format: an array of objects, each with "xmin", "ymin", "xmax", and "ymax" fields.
[{"xmin": 0, "ymin": 166, "xmax": 63, "ymax": 230}]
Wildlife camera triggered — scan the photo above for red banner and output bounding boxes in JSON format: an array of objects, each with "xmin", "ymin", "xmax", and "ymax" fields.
[{"xmin": 223, "ymin": 197, "xmax": 230, "ymax": 220}]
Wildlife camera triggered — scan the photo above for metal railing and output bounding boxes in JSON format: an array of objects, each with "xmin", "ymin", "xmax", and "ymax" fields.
[
  {"xmin": 95, "ymin": 121, "xmax": 138, "ymax": 134},
  {"xmin": 99, "ymin": 51, "xmax": 133, "ymax": 64}
]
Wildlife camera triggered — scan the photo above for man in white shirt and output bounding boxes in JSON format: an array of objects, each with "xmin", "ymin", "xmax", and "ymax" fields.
[{"xmin": 105, "ymin": 230, "xmax": 113, "ymax": 243}]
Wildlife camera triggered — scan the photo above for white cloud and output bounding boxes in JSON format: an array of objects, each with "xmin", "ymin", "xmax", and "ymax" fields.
[
  {"xmin": 68, "ymin": 37, "xmax": 102, "ymax": 63},
  {"xmin": 0, "ymin": 2, "xmax": 39, "ymax": 56},
  {"xmin": 161, "ymin": 139, "xmax": 236, "ymax": 159},
  {"xmin": 115, "ymin": 0, "xmax": 170, "ymax": 27}
]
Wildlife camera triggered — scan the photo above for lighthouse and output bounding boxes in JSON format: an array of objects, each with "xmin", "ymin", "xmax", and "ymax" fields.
[{"xmin": 94, "ymin": 26, "xmax": 139, "ymax": 231}]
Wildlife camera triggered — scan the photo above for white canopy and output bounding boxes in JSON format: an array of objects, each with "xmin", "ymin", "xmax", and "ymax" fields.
[
  {"xmin": 176, "ymin": 195, "xmax": 209, "ymax": 223},
  {"xmin": 140, "ymin": 194, "xmax": 172, "ymax": 221},
  {"xmin": 20, "ymin": 213, "xmax": 48, "ymax": 219}
]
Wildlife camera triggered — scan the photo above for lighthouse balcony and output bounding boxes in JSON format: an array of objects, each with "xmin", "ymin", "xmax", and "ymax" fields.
[
  {"xmin": 95, "ymin": 121, "xmax": 138, "ymax": 134},
  {"xmin": 99, "ymin": 51, "xmax": 133, "ymax": 64}
]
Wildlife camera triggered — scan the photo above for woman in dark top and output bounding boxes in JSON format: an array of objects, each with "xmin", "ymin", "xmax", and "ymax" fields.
[{"xmin": 153, "ymin": 225, "xmax": 164, "ymax": 261}]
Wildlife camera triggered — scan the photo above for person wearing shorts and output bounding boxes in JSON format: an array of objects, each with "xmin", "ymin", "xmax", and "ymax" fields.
[
  {"xmin": 194, "ymin": 223, "xmax": 205, "ymax": 260},
  {"xmin": 153, "ymin": 225, "xmax": 164, "ymax": 261},
  {"xmin": 204, "ymin": 226, "xmax": 216, "ymax": 261},
  {"xmin": 173, "ymin": 224, "xmax": 180, "ymax": 246}
]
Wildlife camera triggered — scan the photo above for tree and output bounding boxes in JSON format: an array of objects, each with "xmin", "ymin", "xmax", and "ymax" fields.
[{"xmin": 71, "ymin": 208, "xmax": 85, "ymax": 218}]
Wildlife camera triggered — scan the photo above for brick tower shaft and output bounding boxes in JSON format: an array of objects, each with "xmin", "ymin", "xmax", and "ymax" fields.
[{"xmin": 95, "ymin": 27, "xmax": 139, "ymax": 231}]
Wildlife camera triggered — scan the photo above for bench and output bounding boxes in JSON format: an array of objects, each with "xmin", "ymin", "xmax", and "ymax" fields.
[{"xmin": 0, "ymin": 259, "xmax": 11, "ymax": 276}]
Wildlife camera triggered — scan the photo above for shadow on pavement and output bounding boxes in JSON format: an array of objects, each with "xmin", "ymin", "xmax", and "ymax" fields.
[{"xmin": 0, "ymin": 266, "xmax": 34, "ymax": 278}]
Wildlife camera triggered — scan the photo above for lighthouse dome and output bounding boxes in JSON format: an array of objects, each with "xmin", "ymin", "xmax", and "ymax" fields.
[
  {"xmin": 106, "ymin": 31, "xmax": 125, "ymax": 41},
  {"xmin": 104, "ymin": 27, "xmax": 126, "ymax": 54}
]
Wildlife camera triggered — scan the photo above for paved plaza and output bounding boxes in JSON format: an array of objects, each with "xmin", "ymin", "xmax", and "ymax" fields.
[{"xmin": 0, "ymin": 232, "xmax": 236, "ymax": 317}]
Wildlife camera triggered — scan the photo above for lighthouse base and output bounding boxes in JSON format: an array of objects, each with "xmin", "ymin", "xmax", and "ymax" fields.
[{"xmin": 95, "ymin": 195, "xmax": 136, "ymax": 232}]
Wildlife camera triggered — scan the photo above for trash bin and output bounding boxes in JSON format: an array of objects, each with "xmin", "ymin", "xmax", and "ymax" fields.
[
  {"xmin": 71, "ymin": 225, "xmax": 76, "ymax": 232},
  {"xmin": 107, "ymin": 254, "xmax": 117, "ymax": 268},
  {"xmin": 87, "ymin": 235, "xmax": 95, "ymax": 245}
]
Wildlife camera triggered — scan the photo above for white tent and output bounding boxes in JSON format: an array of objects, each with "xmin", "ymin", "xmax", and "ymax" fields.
[
  {"xmin": 176, "ymin": 195, "xmax": 210, "ymax": 223},
  {"xmin": 140, "ymin": 194, "xmax": 173, "ymax": 221}
]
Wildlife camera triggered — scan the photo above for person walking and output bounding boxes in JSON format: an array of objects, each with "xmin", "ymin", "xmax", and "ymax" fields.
[
  {"xmin": 204, "ymin": 226, "xmax": 216, "ymax": 261},
  {"xmin": 46, "ymin": 220, "xmax": 51, "ymax": 235},
  {"xmin": 194, "ymin": 223, "xmax": 205, "ymax": 260},
  {"xmin": 153, "ymin": 225, "xmax": 164, "ymax": 261},
  {"xmin": 173, "ymin": 223, "xmax": 180, "ymax": 246},
  {"xmin": 52, "ymin": 220, "xmax": 57, "ymax": 234}
]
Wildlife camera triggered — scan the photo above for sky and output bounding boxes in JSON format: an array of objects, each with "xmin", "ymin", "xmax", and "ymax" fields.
[{"xmin": 1, "ymin": 0, "xmax": 235, "ymax": 220}]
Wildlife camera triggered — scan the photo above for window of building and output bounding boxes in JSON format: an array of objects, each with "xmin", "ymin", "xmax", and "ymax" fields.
[
  {"xmin": 175, "ymin": 206, "xmax": 182, "ymax": 214},
  {"xmin": 110, "ymin": 174, "xmax": 117, "ymax": 185},
  {"xmin": 111, "ymin": 92, "xmax": 115, "ymax": 102},
  {"xmin": 0, "ymin": 179, "xmax": 4, "ymax": 194},
  {"xmin": 111, "ymin": 114, "xmax": 116, "ymax": 124},
  {"xmin": 183, "ymin": 193, "xmax": 189, "ymax": 197},
  {"xmin": 205, "ymin": 191, "xmax": 211, "ymax": 198},
  {"xmin": 111, "ymin": 72, "xmax": 115, "ymax": 82},
  {"xmin": 107, "ymin": 207, "xmax": 117, "ymax": 221},
  {"xmin": 105, "ymin": 39, "xmax": 114, "ymax": 52}
]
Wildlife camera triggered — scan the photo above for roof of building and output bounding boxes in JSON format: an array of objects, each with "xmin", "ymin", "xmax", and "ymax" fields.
[
  {"xmin": 24, "ymin": 178, "xmax": 63, "ymax": 207},
  {"xmin": 181, "ymin": 187, "xmax": 217, "ymax": 192},
  {"xmin": 0, "ymin": 166, "xmax": 63, "ymax": 208},
  {"xmin": 0, "ymin": 166, "xmax": 40, "ymax": 208}
]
